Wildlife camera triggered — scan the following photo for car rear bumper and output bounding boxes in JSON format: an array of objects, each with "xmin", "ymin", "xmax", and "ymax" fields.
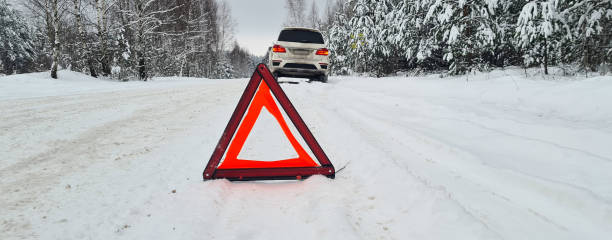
[{"xmin": 270, "ymin": 61, "xmax": 329, "ymax": 77}]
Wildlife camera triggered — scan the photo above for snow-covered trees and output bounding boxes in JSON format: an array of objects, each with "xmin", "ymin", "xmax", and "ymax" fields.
[
  {"xmin": 7, "ymin": 0, "xmax": 252, "ymax": 80},
  {"xmin": 515, "ymin": 0, "xmax": 612, "ymax": 74},
  {"xmin": 4, "ymin": 0, "xmax": 610, "ymax": 78},
  {"xmin": 516, "ymin": 0, "xmax": 569, "ymax": 74},
  {"xmin": 328, "ymin": 0, "xmax": 398, "ymax": 76},
  {"xmin": 284, "ymin": 0, "xmax": 322, "ymax": 29},
  {"xmin": 490, "ymin": 0, "xmax": 525, "ymax": 68},
  {"xmin": 563, "ymin": 0, "xmax": 612, "ymax": 72},
  {"xmin": 421, "ymin": 0, "xmax": 500, "ymax": 74},
  {"xmin": 327, "ymin": 1, "xmax": 351, "ymax": 74},
  {"xmin": 307, "ymin": 0, "xmax": 321, "ymax": 29},
  {"xmin": 348, "ymin": 0, "xmax": 396, "ymax": 75},
  {"xmin": 0, "ymin": 1, "xmax": 35, "ymax": 75},
  {"xmin": 116, "ymin": 0, "xmax": 181, "ymax": 80},
  {"xmin": 216, "ymin": 0, "xmax": 235, "ymax": 53},
  {"xmin": 346, "ymin": 0, "xmax": 375, "ymax": 72},
  {"xmin": 228, "ymin": 42, "xmax": 260, "ymax": 78},
  {"xmin": 285, "ymin": 0, "xmax": 307, "ymax": 26},
  {"xmin": 325, "ymin": 0, "xmax": 611, "ymax": 76},
  {"xmin": 24, "ymin": 0, "xmax": 67, "ymax": 79}
]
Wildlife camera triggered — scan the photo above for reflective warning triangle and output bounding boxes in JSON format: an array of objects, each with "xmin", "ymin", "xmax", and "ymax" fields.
[
  {"xmin": 203, "ymin": 64, "xmax": 335, "ymax": 181},
  {"xmin": 219, "ymin": 78, "xmax": 317, "ymax": 169}
]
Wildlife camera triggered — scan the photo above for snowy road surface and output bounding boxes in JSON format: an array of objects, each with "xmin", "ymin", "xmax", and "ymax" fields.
[{"xmin": 2, "ymin": 70, "xmax": 611, "ymax": 239}]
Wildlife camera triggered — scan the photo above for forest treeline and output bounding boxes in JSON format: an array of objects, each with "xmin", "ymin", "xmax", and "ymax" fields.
[
  {"xmin": 3, "ymin": 0, "xmax": 612, "ymax": 79},
  {"xmin": 0, "ymin": 0, "xmax": 259, "ymax": 79},
  {"xmin": 319, "ymin": 0, "xmax": 612, "ymax": 76}
]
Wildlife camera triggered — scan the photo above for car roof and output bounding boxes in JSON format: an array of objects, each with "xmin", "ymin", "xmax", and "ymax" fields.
[{"xmin": 281, "ymin": 27, "xmax": 321, "ymax": 33}]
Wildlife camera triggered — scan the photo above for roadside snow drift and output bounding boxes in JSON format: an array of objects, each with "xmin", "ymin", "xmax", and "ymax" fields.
[{"xmin": 1, "ymin": 70, "xmax": 611, "ymax": 240}]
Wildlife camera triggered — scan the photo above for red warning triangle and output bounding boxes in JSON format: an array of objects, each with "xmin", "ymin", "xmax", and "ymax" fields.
[
  {"xmin": 203, "ymin": 64, "xmax": 335, "ymax": 181},
  {"xmin": 219, "ymin": 79, "xmax": 317, "ymax": 169}
]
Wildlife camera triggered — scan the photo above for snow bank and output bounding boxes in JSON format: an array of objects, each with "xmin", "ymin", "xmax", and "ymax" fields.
[{"xmin": 0, "ymin": 70, "xmax": 232, "ymax": 100}]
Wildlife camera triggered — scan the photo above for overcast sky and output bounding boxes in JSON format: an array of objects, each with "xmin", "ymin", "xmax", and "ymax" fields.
[{"xmin": 227, "ymin": 0, "xmax": 329, "ymax": 56}]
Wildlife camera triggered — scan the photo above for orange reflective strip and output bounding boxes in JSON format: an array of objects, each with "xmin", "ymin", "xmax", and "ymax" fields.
[{"xmin": 218, "ymin": 81, "xmax": 318, "ymax": 169}]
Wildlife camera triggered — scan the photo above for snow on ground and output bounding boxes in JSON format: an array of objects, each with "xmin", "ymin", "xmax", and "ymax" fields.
[{"xmin": 1, "ymin": 69, "xmax": 611, "ymax": 239}]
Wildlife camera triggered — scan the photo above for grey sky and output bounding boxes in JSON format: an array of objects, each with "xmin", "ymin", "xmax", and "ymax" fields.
[{"xmin": 226, "ymin": 0, "xmax": 330, "ymax": 56}]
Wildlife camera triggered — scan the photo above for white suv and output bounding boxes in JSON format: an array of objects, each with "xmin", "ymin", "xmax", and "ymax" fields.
[{"xmin": 268, "ymin": 27, "xmax": 329, "ymax": 82}]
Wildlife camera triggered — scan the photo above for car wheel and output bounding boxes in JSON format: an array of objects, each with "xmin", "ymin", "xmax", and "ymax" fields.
[{"xmin": 318, "ymin": 75, "xmax": 328, "ymax": 83}]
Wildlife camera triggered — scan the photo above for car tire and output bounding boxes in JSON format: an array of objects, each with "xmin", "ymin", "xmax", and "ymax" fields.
[{"xmin": 318, "ymin": 74, "xmax": 328, "ymax": 83}]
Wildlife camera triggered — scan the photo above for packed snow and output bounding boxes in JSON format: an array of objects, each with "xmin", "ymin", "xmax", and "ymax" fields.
[{"xmin": 1, "ymin": 69, "xmax": 611, "ymax": 239}]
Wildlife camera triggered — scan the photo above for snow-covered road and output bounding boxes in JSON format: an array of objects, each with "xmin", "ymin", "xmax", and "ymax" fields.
[{"xmin": 1, "ymin": 70, "xmax": 611, "ymax": 239}]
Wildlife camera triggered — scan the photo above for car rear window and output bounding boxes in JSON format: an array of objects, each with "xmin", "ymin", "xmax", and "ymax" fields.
[{"xmin": 278, "ymin": 29, "xmax": 324, "ymax": 44}]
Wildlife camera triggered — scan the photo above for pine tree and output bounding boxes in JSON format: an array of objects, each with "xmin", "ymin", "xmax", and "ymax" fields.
[
  {"xmin": 327, "ymin": 0, "xmax": 352, "ymax": 74},
  {"xmin": 516, "ymin": 0, "xmax": 571, "ymax": 74},
  {"xmin": 563, "ymin": 0, "xmax": 612, "ymax": 73},
  {"xmin": 344, "ymin": 0, "xmax": 394, "ymax": 76},
  {"xmin": 422, "ymin": 0, "xmax": 500, "ymax": 75},
  {"xmin": 0, "ymin": 1, "xmax": 36, "ymax": 75},
  {"xmin": 389, "ymin": 0, "xmax": 431, "ymax": 70},
  {"xmin": 488, "ymin": 0, "xmax": 525, "ymax": 68}
]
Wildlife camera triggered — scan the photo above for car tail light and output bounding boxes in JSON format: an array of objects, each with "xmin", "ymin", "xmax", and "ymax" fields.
[
  {"xmin": 272, "ymin": 45, "xmax": 286, "ymax": 53},
  {"xmin": 316, "ymin": 48, "xmax": 329, "ymax": 56}
]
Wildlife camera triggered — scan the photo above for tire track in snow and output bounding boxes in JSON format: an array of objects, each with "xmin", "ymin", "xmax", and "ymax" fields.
[
  {"xmin": 320, "ymin": 102, "xmax": 503, "ymax": 239},
  {"xmin": 0, "ymin": 85, "xmax": 232, "ymax": 237},
  {"xmin": 0, "ymin": 88, "xmax": 186, "ymax": 125},
  {"xmin": 333, "ymin": 104, "xmax": 555, "ymax": 239},
  {"xmin": 0, "ymin": 88, "xmax": 209, "ymax": 171},
  {"xmin": 324, "ymin": 84, "xmax": 611, "ymax": 239},
  {"xmin": 282, "ymin": 81, "xmax": 502, "ymax": 239},
  {"xmin": 338, "ymin": 82, "xmax": 612, "ymax": 201}
]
